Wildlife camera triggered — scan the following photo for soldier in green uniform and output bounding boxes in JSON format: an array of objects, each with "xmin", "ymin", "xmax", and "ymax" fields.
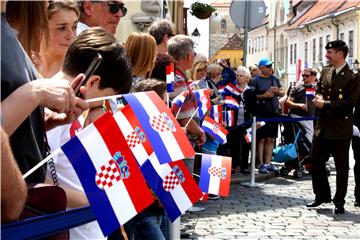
[{"xmin": 306, "ymin": 40, "xmax": 360, "ymax": 214}]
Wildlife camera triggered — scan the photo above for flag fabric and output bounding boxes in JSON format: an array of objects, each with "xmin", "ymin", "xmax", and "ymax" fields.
[
  {"xmin": 61, "ymin": 112, "xmax": 154, "ymax": 236},
  {"xmin": 114, "ymin": 105, "xmax": 154, "ymax": 166},
  {"xmin": 305, "ymin": 87, "xmax": 316, "ymax": 97},
  {"xmin": 225, "ymin": 110, "xmax": 235, "ymax": 127},
  {"xmin": 224, "ymin": 96, "xmax": 239, "ymax": 110},
  {"xmin": 218, "ymin": 85, "xmax": 225, "ymax": 95},
  {"xmin": 198, "ymin": 154, "xmax": 232, "ymax": 196},
  {"xmin": 104, "ymin": 98, "xmax": 125, "ymax": 114},
  {"xmin": 244, "ymin": 128, "xmax": 252, "ymax": 143},
  {"xmin": 210, "ymin": 105, "xmax": 223, "ymax": 124},
  {"xmin": 171, "ymin": 91, "xmax": 188, "ymax": 110},
  {"xmin": 140, "ymin": 158, "xmax": 203, "ymax": 222},
  {"xmin": 189, "ymin": 80, "xmax": 200, "ymax": 90},
  {"xmin": 193, "ymin": 89, "xmax": 211, "ymax": 119},
  {"xmin": 223, "ymin": 83, "xmax": 242, "ymax": 97},
  {"xmin": 201, "ymin": 116, "xmax": 228, "ymax": 144},
  {"xmin": 123, "ymin": 91, "xmax": 195, "ymax": 164},
  {"xmin": 166, "ymin": 63, "xmax": 175, "ymax": 92}
]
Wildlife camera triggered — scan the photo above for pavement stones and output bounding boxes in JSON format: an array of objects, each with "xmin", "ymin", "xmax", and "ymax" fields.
[{"xmin": 181, "ymin": 158, "xmax": 360, "ymax": 239}]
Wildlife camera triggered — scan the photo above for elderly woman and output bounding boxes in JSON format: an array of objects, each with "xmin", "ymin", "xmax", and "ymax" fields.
[
  {"xmin": 226, "ymin": 66, "xmax": 256, "ymax": 173},
  {"xmin": 250, "ymin": 58, "xmax": 284, "ymax": 174}
]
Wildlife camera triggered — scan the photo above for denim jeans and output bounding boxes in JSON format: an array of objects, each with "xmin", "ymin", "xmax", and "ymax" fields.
[{"xmin": 125, "ymin": 213, "xmax": 165, "ymax": 240}]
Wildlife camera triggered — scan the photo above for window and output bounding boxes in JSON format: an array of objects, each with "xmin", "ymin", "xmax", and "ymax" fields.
[
  {"xmin": 312, "ymin": 39, "xmax": 316, "ymax": 63},
  {"xmin": 221, "ymin": 19, "xmax": 227, "ymax": 33},
  {"xmin": 349, "ymin": 30, "xmax": 353, "ymax": 57},
  {"xmin": 319, "ymin": 37, "xmax": 323, "ymax": 62},
  {"xmin": 340, "ymin": 32, "xmax": 344, "ymax": 41},
  {"xmin": 290, "ymin": 44, "xmax": 293, "ymax": 64},
  {"xmin": 294, "ymin": 43, "xmax": 297, "ymax": 64},
  {"xmin": 326, "ymin": 34, "xmax": 331, "ymax": 44},
  {"xmin": 261, "ymin": 36, "xmax": 264, "ymax": 51},
  {"xmin": 305, "ymin": 42, "xmax": 308, "ymax": 66}
]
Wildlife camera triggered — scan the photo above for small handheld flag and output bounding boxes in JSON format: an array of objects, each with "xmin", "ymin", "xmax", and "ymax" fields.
[
  {"xmin": 61, "ymin": 112, "xmax": 154, "ymax": 236},
  {"xmin": 201, "ymin": 116, "xmax": 228, "ymax": 144},
  {"xmin": 140, "ymin": 158, "xmax": 203, "ymax": 222},
  {"xmin": 210, "ymin": 105, "xmax": 223, "ymax": 124},
  {"xmin": 193, "ymin": 89, "xmax": 211, "ymax": 119},
  {"xmin": 223, "ymin": 83, "xmax": 242, "ymax": 97},
  {"xmin": 224, "ymin": 96, "xmax": 239, "ymax": 110},
  {"xmin": 166, "ymin": 63, "xmax": 175, "ymax": 92},
  {"xmin": 199, "ymin": 153, "xmax": 232, "ymax": 196},
  {"xmin": 225, "ymin": 110, "xmax": 235, "ymax": 127},
  {"xmin": 171, "ymin": 91, "xmax": 188, "ymax": 110}
]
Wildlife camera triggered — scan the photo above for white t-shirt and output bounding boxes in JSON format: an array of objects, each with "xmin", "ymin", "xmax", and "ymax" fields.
[{"xmin": 46, "ymin": 117, "xmax": 106, "ymax": 240}]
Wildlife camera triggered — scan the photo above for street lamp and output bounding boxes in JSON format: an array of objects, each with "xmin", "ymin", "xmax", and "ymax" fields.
[{"xmin": 191, "ymin": 27, "xmax": 201, "ymax": 47}]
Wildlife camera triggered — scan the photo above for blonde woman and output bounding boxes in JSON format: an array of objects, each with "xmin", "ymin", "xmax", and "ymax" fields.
[
  {"xmin": 125, "ymin": 32, "xmax": 157, "ymax": 85},
  {"xmin": 36, "ymin": 0, "xmax": 79, "ymax": 78}
]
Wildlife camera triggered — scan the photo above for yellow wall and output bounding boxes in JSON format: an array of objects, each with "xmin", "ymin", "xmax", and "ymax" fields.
[{"xmin": 211, "ymin": 49, "xmax": 243, "ymax": 68}]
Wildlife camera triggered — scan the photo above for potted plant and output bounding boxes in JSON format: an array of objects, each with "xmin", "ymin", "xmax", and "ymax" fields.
[{"xmin": 190, "ymin": 1, "xmax": 216, "ymax": 20}]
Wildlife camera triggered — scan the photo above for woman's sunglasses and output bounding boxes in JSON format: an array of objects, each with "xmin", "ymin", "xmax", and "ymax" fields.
[{"xmin": 302, "ymin": 74, "xmax": 311, "ymax": 78}]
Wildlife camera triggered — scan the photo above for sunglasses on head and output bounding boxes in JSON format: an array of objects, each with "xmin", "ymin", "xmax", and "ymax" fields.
[
  {"xmin": 107, "ymin": 2, "xmax": 127, "ymax": 16},
  {"xmin": 302, "ymin": 74, "xmax": 311, "ymax": 78}
]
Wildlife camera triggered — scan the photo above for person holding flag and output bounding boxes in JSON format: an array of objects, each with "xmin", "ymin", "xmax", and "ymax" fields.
[
  {"xmin": 45, "ymin": 28, "xmax": 133, "ymax": 239},
  {"xmin": 286, "ymin": 68, "xmax": 317, "ymax": 142}
]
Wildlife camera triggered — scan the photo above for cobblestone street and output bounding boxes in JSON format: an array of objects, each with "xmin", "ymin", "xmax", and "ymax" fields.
[{"xmin": 182, "ymin": 157, "xmax": 360, "ymax": 239}]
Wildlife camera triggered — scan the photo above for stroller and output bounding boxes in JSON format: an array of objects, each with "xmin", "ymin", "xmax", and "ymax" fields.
[
  {"xmin": 274, "ymin": 119, "xmax": 312, "ymax": 178},
  {"xmin": 274, "ymin": 118, "xmax": 331, "ymax": 178}
]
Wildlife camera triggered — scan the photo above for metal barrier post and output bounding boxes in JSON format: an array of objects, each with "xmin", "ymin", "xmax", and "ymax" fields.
[
  {"xmin": 168, "ymin": 217, "xmax": 180, "ymax": 240},
  {"xmin": 242, "ymin": 116, "xmax": 264, "ymax": 187}
]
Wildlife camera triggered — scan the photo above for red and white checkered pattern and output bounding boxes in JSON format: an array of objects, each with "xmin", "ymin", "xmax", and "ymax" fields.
[
  {"xmin": 126, "ymin": 131, "xmax": 141, "ymax": 148},
  {"xmin": 162, "ymin": 171, "xmax": 180, "ymax": 191},
  {"xmin": 212, "ymin": 124, "xmax": 220, "ymax": 135},
  {"xmin": 150, "ymin": 115, "xmax": 171, "ymax": 132},
  {"xmin": 96, "ymin": 159, "xmax": 121, "ymax": 190},
  {"xmin": 208, "ymin": 166, "xmax": 222, "ymax": 177}
]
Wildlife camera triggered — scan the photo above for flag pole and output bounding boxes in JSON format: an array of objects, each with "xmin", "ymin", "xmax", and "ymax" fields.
[
  {"xmin": 184, "ymin": 107, "xmax": 199, "ymax": 129},
  {"xmin": 175, "ymin": 106, "xmax": 182, "ymax": 119},
  {"xmin": 23, "ymin": 148, "xmax": 60, "ymax": 179}
]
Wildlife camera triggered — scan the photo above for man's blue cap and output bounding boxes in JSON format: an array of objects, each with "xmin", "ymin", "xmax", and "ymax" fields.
[{"xmin": 258, "ymin": 58, "xmax": 273, "ymax": 67}]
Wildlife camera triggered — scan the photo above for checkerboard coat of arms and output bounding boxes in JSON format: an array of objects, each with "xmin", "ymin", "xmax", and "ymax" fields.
[
  {"xmin": 95, "ymin": 151, "xmax": 130, "ymax": 190},
  {"xmin": 150, "ymin": 112, "xmax": 176, "ymax": 133},
  {"xmin": 208, "ymin": 166, "xmax": 227, "ymax": 180},
  {"xmin": 162, "ymin": 165, "xmax": 185, "ymax": 192}
]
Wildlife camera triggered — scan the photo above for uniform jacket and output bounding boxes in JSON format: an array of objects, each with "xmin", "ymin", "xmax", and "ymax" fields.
[{"xmin": 315, "ymin": 64, "xmax": 360, "ymax": 139}]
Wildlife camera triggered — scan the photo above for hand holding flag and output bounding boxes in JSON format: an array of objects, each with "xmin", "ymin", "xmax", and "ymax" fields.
[{"xmin": 201, "ymin": 116, "xmax": 228, "ymax": 144}]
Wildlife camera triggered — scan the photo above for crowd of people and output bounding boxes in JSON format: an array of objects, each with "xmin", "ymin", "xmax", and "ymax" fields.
[{"xmin": 1, "ymin": 1, "xmax": 360, "ymax": 240}]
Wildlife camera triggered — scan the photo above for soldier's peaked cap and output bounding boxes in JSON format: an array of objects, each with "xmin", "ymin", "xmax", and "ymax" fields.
[{"xmin": 325, "ymin": 40, "xmax": 348, "ymax": 51}]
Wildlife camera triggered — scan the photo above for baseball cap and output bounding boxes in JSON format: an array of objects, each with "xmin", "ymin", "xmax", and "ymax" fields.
[{"xmin": 258, "ymin": 58, "xmax": 273, "ymax": 67}]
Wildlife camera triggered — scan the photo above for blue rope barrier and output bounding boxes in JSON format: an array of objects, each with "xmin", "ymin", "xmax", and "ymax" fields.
[
  {"xmin": 256, "ymin": 116, "xmax": 318, "ymax": 123},
  {"xmin": 1, "ymin": 206, "xmax": 95, "ymax": 240}
]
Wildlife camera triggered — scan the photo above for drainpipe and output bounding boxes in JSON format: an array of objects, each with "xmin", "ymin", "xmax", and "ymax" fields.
[{"xmin": 331, "ymin": 16, "xmax": 339, "ymax": 39}]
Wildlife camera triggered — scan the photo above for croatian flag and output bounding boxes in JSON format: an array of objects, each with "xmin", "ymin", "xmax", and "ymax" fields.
[
  {"xmin": 189, "ymin": 80, "xmax": 200, "ymax": 90},
  {"xmin": 171, "ymin": 91, "xmax": 188, "ymax": 110},
  {"xmin": 141, "ymin": 158, "xmax": 203, "ymax": 222},
  {"xmin": 199, "ymin": 154, "xmax": 232, "ymax": 197},
  {"xmin": 225, "ymin": 110, "xmax": 235, "ymax": 127},
  {"xmin": 244, "ymin": 128, "xmax": 252, "ymax": 143},
  {"xmin": 305, "ymin": 87, "xmax": 316, "ymax": 97},
  {"xmin": 193, "ymin": 89, "xmax": 211, "ymax": 119},
  {"xmin": 114, "ymin": 105, "xmax": 154, "ymax": 166},
  {"xmin": 61, "ymin": 112, "xmax": 154, "ymax": 236},
  {"xmin": 201, "ymin": 116, "xmax": 228, "ymax": 144},
  {"xmin": 211, "ymin": 105, "xmax": 223, "ymax": 124},
  {"xmin": 166, "ymin": 63, "xmax": 175, "ymax": 92},
  {"xmin": 224, "ymin": 83, "xmax": 242, "ymax": 97},
  {"xmin": 124, "ymin": 91, "xmax": 195, "ymax": 164},
  {"xmin": 104, "ymin": 97, "xmax": 125, "ymax": 114},
  {"xmin": 224, "ymin": 96, "xmax": 239, "ymax": 110}
]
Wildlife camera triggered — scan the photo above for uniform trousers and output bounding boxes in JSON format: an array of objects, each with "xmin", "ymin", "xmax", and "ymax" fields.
[{"xmin": 311, "ymin": 136, "xmax": 350, "ymax": 206}]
